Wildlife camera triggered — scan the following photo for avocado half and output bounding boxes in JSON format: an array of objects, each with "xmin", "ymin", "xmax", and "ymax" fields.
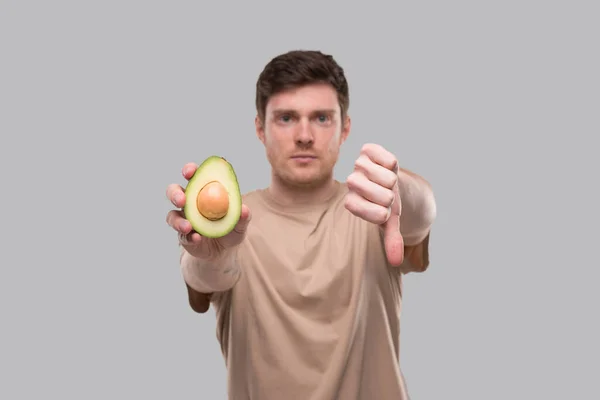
[{"xmin": 183, "ymin": 156, "xmax": 242, "ymax": 238}]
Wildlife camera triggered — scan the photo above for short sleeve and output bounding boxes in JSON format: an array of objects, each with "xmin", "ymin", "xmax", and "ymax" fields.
[{"xmin": 399, "ymin": 231, "xmax": 430, "ymax": 274}]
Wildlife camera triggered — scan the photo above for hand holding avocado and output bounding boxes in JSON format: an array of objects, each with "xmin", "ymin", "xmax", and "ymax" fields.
[{"xmin": 166, "ymin": 156, "xmax": 250, "ymax": 259}]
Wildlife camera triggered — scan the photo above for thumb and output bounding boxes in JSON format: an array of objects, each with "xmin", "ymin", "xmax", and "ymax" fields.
[
  {"xmin": 233, "ymin": 204, "xmax": 252, "ymax": 234},
  {"xmin": 382, "ymin": 195, "xmax": 404, "ymax": 266}
]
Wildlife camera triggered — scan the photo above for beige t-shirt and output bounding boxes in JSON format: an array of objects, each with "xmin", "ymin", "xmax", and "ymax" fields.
[{"xmin": 182, "ymin": 181, "xmax": 430, "ymax": 400}]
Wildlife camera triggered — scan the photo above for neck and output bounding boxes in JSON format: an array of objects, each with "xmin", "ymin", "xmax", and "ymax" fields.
[{"xmin": 267, "ymin": 172, "xmax": 338, "ymax": 207}]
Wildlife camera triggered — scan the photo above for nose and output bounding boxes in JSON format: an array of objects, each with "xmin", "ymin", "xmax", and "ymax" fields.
[{"xmin": 294, "ymin": 119, "xmax": 314, "ymax": 146}]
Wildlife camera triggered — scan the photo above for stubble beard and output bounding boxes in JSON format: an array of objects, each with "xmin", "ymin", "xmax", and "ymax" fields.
[
  {"xmin": 271, "ymin": 148, "xmax": 340, "ymax": 191},
  {"xmin": 266, "ymin": 126, "xmax": 342, "ymax": 190}
]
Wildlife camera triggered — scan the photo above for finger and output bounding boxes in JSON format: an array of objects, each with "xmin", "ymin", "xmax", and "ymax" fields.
[
  {"xmin": 166, "ymin": 209, "xmax": 192, "ymax": 234},
  {"xmin": 360, "ymin": 143, "xmax": 398, "ymax": 172},
  {"xmin": 346, "ymin": 172, "xmax": 395, "ymax": 208},
  {"xmin": 166, "ymin": 183, "xmax": 186, "ymax": 208},
  {"xmin": 182, "ymin": 162, "xmax": 199, "ymax": 181},
  {"xmin": 344, "ymin": 191, "xmax": 390, "ymax": 225},
  {"xmin": 232, "ymin": 204, "xmax": 252, "ymax": 234},
  {"xmin": 354, "ymin": 154, "xmax": 398, "ymax": 189},
  {"xmin": 179, "ymin": 231, "xmax": 203, "ymax": 246},
  {"xmin": 382, "ymin": 189, "xmax": 404, "ymax": 266},
  {"xmin": 382, "ymin": 213, "xmax": 404, "ymax": 266}
]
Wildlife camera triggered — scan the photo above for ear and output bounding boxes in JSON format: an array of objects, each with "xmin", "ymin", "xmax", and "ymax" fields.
[
  {"xmin": 255, "ymin": 115, "xmax": 266, "ymax": 144},
  {"xmin": 340, "ymin": 114, "xmax": 351, "ymax": 144}
]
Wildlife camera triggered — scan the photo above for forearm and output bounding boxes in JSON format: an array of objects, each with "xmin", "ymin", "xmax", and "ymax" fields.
[
  {"xmin": 397, "ymin": 168, "xmax": 437, "ymax": 245},
  {"xmin": 180, "ymin": 246, "xmax": 241, "ymax": 293}
]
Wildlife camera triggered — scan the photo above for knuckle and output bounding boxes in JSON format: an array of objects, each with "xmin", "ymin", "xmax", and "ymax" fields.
[
  {"xmin": 346, "ymin": 173, "xmax": 355, "ymax": 187},
  {"xmin": 170, "ymin": 211, "xmax": 186, "ymax": 230},
  {"xmin": 183, "ymin": 163, "xmax": 198, "ymax": 178},
  {"xmin": 346, "ymin": 172, "xmax": 360, "ymax": 189},
  {"xmin": 354, "ymin": 154, "xmax": 366, "ymax": 168},
  {"xmin": 172, "ymin": 190, "xmax": 184, "ymax": 205},
  {"xmin": 166, "ymin": 210, "xmax": 177, "ymax": 227},
  {"xmin": 376, "ymin": 207, "xmax": 390, "ymax": 224},
  {"xmin": 167, "ymin": 184, "xmax": 183, "ymax": 203},
  {"xmin": 344, "ymin": 194, "xmax": 354, "ymax": 210},
  {"xmin": 354, "ymin": 155, "xmax": 371, "ymax": 173},
  {"xmin": 361, "ymin": 143, "xmax": 375, "ymax": 154},
  {"xmin": 386, "ymin": 190, "xmax": 395, "ymax": 206},
  {"xmin": 344, "ymin": 194, "xmax": 359, "ymax": 214},
  {"xmin": 166, "ymin": 183, "xmax": 176, "ymax": 198},
  {"xmin": 385, "ymin": 171, "xmax": 398, "ymax": 188}
]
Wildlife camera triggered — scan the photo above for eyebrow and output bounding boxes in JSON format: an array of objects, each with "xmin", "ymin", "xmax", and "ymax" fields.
[{"xmin": 271, "ymin": 108, "xmax": 337, "ymax": 115}]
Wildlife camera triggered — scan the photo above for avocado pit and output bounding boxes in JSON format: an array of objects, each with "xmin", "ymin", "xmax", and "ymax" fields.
[{"xmin": 196, "ymin": 181, "xmax": 229, "ymax": 220}]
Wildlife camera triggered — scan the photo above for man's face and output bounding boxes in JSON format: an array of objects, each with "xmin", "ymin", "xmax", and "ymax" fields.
[{"xmin": 255, "ymin": 83, "xmax": 350, "ymax": 188}]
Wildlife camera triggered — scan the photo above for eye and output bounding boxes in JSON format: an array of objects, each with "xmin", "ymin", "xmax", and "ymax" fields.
[
  {"xmin": 279, "ymin": 114, "xmax": 292, "ymax": 123},
  {"xmin": 317, "ymin": 114, "xmax": 330, "ymax": 123}
]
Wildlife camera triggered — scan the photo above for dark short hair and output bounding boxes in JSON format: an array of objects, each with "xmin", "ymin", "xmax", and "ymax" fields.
[{"xmin": 255, "ymin": 50, "xmax": 350, "ymax": 121}]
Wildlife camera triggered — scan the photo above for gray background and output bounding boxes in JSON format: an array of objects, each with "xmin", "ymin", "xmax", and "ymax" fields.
[{"xmin": 1, "ymin": 0, "xmax": 598, "ymax": 399}]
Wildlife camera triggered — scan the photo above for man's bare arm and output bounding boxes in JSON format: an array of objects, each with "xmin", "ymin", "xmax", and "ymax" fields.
[
  {"xmin": 185, "ymin": 284, "xmax": 212, "ymax": 313},
  {"xmin": 402, "ymin": 232, "xmax": 431, "ymax": 273},
  {"xmin": 394, "ymin": 167, "xmax": 436, "ymax": 274},
  {"xmin": 180, "ymin": 246, "xmax": 241, "ymax": 313},
  {"xmin": 397, "ymin": 167, "xmax": 437, "ymax": 246}
]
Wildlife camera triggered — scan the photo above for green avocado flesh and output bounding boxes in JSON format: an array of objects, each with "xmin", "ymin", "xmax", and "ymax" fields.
[{"xmin": 183, "ymin": 156, "xmax": 242, "ymax": 238}]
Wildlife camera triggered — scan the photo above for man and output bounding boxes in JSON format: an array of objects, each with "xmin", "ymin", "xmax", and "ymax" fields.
[{"xmin": 165, "ymin": 50, "xmax": 437, "ymax": 399}]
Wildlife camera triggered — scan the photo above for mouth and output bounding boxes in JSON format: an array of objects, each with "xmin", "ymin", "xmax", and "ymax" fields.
[
  {"xmin": 290, "ymin": 154, "xmax": 317, "ymax": 163},
  {"xmin": 291, "ymin": 154, "xmax": 317, "ymax": 159}
]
